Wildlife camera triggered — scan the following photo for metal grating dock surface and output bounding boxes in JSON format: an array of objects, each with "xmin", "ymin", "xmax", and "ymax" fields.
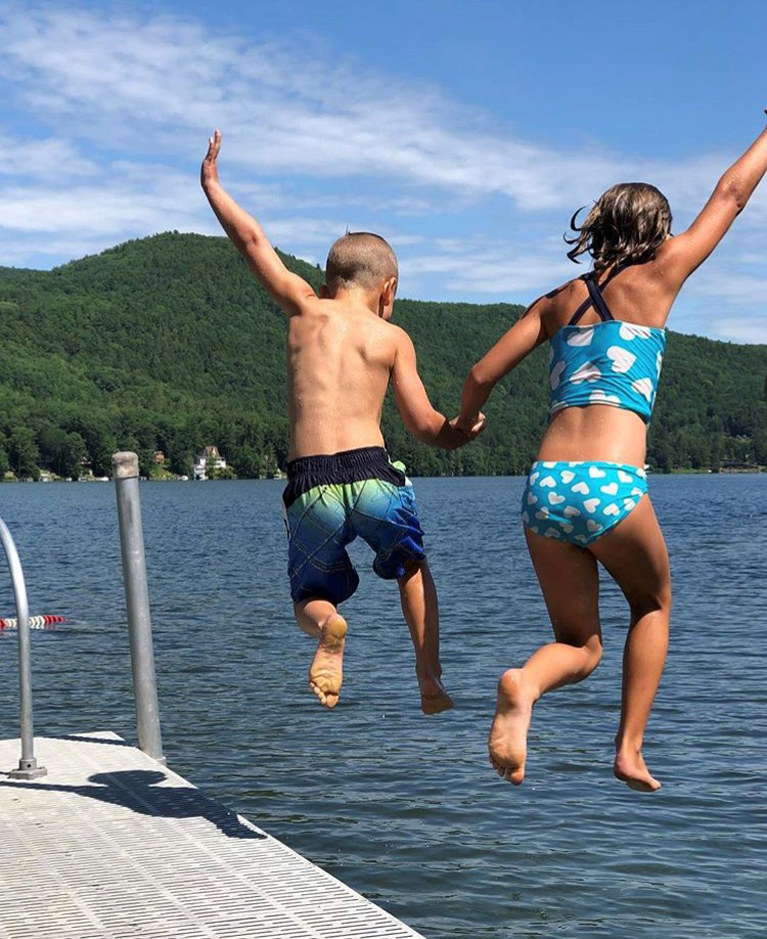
[{"xmin": 0, "ymin": 733, "xmax": 425, "ymax": 939}]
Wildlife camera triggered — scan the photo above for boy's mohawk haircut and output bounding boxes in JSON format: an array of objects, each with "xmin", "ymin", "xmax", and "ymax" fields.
[{"xmin": 326, "ymin": 232, "xmax": 398, "ymax": 290}]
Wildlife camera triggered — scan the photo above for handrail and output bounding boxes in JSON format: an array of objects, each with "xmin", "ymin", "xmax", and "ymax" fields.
[{"xmin": 0, "ymin": 515, "xmax": 47, "ymax": 779}]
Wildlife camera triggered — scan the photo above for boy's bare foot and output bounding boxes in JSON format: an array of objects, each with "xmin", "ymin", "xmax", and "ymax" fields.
[
  {"xmin": 308, "ymin": 614, "xmax": 348, "ymax": 708},
  {"xmin": 613, "ymin": 746, "xmax": 661, "ymax": 792},
  {"xmin": 418, "ymin": 673, "xmax": 454, "ymax": 715},
  {"xmin": 488, "ymin": 668, "xmax": 535, "ymax": 785}
]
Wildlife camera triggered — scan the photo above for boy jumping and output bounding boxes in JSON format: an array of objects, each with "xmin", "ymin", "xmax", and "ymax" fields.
[{"xmin": 201, "ymin": 131, "xmax": 484, "ymax": 713}]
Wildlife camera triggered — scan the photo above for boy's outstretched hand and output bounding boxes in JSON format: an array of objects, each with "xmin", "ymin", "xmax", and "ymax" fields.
[
  {"xmin": 201, "ymin": 129, "xmax": 222, "ymax": 189},
  {"xmin": 449, "ymin": 412, "xmax": 487, "ymax": 445}
]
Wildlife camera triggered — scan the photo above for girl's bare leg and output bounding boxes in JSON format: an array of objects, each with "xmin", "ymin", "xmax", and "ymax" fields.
[
  {"xmin": 294, "ymin": 599, "xmax": 348, "ymax": 709},
  {"xmin": 489, "ymin": 534, "xmax": 602, "ymax": 784},
  {"xmin": 590, "ymin": 496, "xmax": 671, "ymax": 791},
  {"xmin": 397, "ymin": 560, "xmax": 453, "ymax": 714}
]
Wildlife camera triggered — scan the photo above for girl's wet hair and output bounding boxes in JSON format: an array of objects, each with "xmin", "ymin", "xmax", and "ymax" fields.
[{"xmin": 565, "ymin": 183, "xmax": 672, "ymax": 271}]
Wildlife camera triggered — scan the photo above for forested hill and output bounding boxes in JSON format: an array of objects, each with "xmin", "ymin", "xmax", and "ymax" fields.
[{"xmin": 0, "ymin": 232, "xmax": 765, "ymax": 479}]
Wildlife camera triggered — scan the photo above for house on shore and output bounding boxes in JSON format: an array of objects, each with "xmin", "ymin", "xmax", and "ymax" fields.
[{"xmin": 193, "ymin": 446, "xmax": 227, "ymax": 481}]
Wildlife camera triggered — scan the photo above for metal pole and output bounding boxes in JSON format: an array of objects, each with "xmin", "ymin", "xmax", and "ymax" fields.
[
  {"xmin": 0, "ymin": 516, "xmax": 47, "ymax": 779},
  {"xmin": 112, "ymin": 452, "xmax": 165, "ymax": 763}
]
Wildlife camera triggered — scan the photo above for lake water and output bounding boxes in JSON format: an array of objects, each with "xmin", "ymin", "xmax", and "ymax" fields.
[{"xmin": 1, "ymin": 475, "xmax": 765, "ymax": 938}]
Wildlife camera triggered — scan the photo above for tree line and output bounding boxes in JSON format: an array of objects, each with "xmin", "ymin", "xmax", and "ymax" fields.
[{"xmin": 0, "ymin": 232, "xmax": 764, "ymax": 479}]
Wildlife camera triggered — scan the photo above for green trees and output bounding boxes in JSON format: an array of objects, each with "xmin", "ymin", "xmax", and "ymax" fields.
[
  {"xmin": 0, "ymin": 231, "xmax": 764, "ymax": 478},
  {"xmin": 8, "ymin": 428, "xmax": 40, "ymax": 479},
  {"xmin": 35, "ymin": 425, "xmax": 87, "ymax": 478}
]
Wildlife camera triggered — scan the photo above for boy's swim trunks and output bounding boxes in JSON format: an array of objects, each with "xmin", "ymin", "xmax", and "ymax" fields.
[
  {"xmin": 283, "ymin": 447, "xmax": 426, "ymax": 605},
  {"xmin": 521, "ymin": 460, "xmax": 648, "ymax": 546}
]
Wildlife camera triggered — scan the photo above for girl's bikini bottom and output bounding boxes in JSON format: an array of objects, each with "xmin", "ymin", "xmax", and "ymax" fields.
[{"xmin": 521, "ymin": 460, "xmax": 648, "ymax": 546}]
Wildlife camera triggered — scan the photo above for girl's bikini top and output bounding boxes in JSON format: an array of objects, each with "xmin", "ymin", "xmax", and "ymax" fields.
[{"xmin": 548, "ymin": 265, "xmax": 667, "ymax": 424}]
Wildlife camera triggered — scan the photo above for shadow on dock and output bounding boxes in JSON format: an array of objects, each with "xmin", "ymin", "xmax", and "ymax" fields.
[
  {"xmin": 49, "ymin": 733, "xmax": 134, "ymax": 747},
  {"xmin": 0, "ymin": 769, "xmax": 265, "ymax": 841}
]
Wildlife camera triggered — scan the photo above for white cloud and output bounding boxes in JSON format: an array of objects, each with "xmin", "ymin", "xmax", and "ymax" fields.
[
  {"xmin": 0, "ymin": 3, "xmax": 741, "ymax": 213},
  {"xmin": 400, "ymin": 229, "xmax": 582, "ymax": 297},
  {"xmin": 711, "ymin": 317, "xmax": 767, "ymax": 344},
  {"xmin": 0, "ymin": 132, "xmax": 99, "ymax": 179},
  {"xmin": 0, "ymin": 236, "xmax": 102, "ymax": 267},
  {"xmin": 0, "ymin": 168, "xmax": 203, "ymax": 234},
  {"xmin": 687, "ymin": 268, "xmax": 767, "ymax": 306},
  {"xmin": 0, "ymin": 3, "xmax": 765, "ymax": 342},
  {"xmin": 262, "ymin": 216, "xmax": 353, "ymax": 250}
]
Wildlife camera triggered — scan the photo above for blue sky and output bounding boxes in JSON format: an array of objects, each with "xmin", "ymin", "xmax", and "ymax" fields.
[{"xmin": 1, "ymin": 0, "xmax": 766, "ymax": 342}]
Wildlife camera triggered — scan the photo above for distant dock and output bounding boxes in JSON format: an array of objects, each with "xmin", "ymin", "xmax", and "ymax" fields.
[{"xmin": 0, "ymin": 732, "xmax": 425, "ymax": 939}]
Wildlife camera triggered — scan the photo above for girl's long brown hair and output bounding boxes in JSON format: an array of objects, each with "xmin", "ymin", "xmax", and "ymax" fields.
[{"xmin": 565, "ymin": 182, "xmax": 672, "ymax": 271}]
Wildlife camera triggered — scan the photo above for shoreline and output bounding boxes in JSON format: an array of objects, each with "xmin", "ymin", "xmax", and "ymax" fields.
[{"xmin": 3, "ymin": 466, "xmax": 764, "ymax": 484}]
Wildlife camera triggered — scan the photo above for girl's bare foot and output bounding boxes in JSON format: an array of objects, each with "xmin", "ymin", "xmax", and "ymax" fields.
[
  {"xmin": 418, "ymin": 673, "xmax": 454, "ymax": 715},
  {"xmin": 488, "ymin": 669, "xmax": 536, "ymax": 785},
  {"xmin": 308, "ymin": 614, "xmax": 347, "ymax": 708},
  {"xmin": 614, "ymin": 745, "xmax": 661, "ymax": 792}
]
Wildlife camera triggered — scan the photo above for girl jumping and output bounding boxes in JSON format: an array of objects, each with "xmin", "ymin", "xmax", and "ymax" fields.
[{"xmin": 457, "ymin": 114, "xmax": 767, "ymax": 791}]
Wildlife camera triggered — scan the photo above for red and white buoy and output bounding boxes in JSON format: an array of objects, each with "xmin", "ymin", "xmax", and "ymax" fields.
[{"xmin": 0, "ymin": 614, "xmax": 66, "ymax": 630}]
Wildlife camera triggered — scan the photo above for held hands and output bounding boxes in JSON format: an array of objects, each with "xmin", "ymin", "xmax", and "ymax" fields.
[
  {"xmin": 448, "ymin": 412, "xmax": 487, "ymax": 447},
  {"xmin": 201, "ymin": 129, "xmax": 222, "ymax": 189}
]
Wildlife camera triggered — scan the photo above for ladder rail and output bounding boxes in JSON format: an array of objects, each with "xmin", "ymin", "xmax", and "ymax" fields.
[{"xmin": 0, "ymin": 514, "xmax": 46, "ymax": 779}]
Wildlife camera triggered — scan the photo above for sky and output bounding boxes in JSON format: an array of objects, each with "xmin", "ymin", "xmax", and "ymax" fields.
[{"xmin": 1, "ymin": 0, "xmax": 766, "ymax": 342}]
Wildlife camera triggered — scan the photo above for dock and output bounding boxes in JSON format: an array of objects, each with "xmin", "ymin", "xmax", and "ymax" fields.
[{"xmin": 0, "ymin": 732, "xmax": 425, "ymax": 939}]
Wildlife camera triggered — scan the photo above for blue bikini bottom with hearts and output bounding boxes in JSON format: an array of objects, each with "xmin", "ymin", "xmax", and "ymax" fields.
[{"xmin": 521, "ymin": 460, "xmax": 648, "ymax": 546}]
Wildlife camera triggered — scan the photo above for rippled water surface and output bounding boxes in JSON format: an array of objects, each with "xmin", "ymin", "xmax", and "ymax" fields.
[{"xmin": 1, "ymin": 475, "xmax": 765, "ymax": 938}]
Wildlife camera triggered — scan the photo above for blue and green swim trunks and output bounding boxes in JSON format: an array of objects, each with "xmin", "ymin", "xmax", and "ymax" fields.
[{"xmin": 282, "ymin": 447, "xmax": 426, "ymax": 606}]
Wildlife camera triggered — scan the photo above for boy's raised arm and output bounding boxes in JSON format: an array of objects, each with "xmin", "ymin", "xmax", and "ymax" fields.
[
  {"xmin": 391, "ymin": 329, "xmax": 484, "ymax": 450},
  {"xmin": 201, "ymin": 131, "xmax": 316, "ymax": 316}
]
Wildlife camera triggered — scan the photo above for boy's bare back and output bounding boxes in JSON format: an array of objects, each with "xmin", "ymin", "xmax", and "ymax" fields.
[{"xmin": 286, "ymin": 296, "xmax": 403, "ymax": 459}]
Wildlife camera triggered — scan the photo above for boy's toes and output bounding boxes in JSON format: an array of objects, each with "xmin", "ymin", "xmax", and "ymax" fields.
[{"xmin": 309, "ymin": 680, "xmax": 339, "ymax": 708}]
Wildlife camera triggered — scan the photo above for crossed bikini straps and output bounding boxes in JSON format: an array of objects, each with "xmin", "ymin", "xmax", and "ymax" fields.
[{"xmin": 568, "ymin": 263, "xmax": 628, "ymax": 326}]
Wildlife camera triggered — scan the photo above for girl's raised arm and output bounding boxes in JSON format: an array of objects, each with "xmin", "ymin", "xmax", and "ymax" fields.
[{"xmin": 666, "ymin": 113, "xmax": 767, "ymax": 282}]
